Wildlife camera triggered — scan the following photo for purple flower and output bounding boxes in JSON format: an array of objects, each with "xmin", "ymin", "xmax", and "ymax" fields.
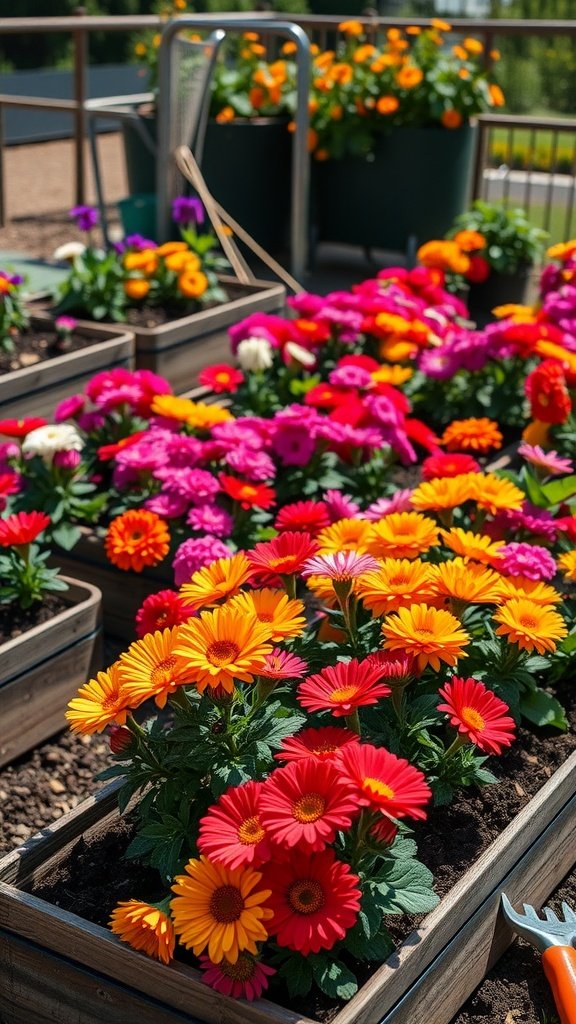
[
  {"xmin": 186, "ymin": 504, "xmax": 233, "ymax": 538},
  {"xmin": 125, "ymin": 233, "xmax": 157, "ymax": 250},
  {"xmin": 172, "ymin": 196, "xmax": 204, "ymax": 226},
  {"xmin": 497, "ymin": 542, "xmax": 557, "ymax": 581},
  {"xmin": 69, "ymin": 204, "xmax": 99, "ymax": 232},
  {"xmin": 172, "ymin": 535, "xmax": 233, "ymax": 587}
]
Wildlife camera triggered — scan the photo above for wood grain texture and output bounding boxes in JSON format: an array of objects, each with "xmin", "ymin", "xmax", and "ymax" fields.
[{"xmin": 0, "ymin": 316, "xmax": 135, "ymax": 420}]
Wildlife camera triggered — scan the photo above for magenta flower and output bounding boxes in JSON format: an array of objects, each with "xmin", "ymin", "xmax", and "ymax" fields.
[
  {"xmin": 54, "ymin": 394, "xmax": 86, "ymax": 422},
  {"xmin": 324, "ymin": 489, "xmax": 361, "ymax": 522},
  {"xmin": 55, "ymin": 315, "xmax": 78, "ymax": 334},
  {"xmin": 225, "ymin": 446, "xmax": 276, "ymax": 481},
  {"xmin": 259, "ymin": 648, "xmax": 309, "ymax": 680},
  {"xmin": 517, "ymin": 443, "xmax": 573, "ymax": 477},
  {"xmin": 364, "ymin": 489, "xmax": 414, "ymax": 520},
  {"xmin": 328, "ymin": 365, "xmax": 373, "ymax": 389},
  {"xmin": 497, "ymin": 542, "xmax": 557, "ymax": 581},
  {"xmin": 52, "ymin": 449, "xmax": 81, "ymax": 471},
  {"xmin": 70, "ymin": 204, "xmax": 99, "ymax": 231},
  {"xmin": 172, "ymin": 535, "xmax": 233, "ymax": 587},
  {"xmin": 302, "ymin": 551, "xmax": 379, "ymax": 580},
  {"xmin": 186, "ymin": 504, "xmax": 233, "ymax": 538},
  {"xmin": 145, "ymin": 492, "xmax": 190, "ymax": 518},
  {"xmin": 154, "ymin": 466, "xmax": 220, "ymax": 504}
]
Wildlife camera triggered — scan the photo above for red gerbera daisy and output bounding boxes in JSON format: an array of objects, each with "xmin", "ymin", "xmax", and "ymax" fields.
[
  {"xmin": 0, "ymin": 417, "xmax": 48, "ymax": 438},
  {"xmin": 363, "ymin": 650, "xmax": 418, "ymax": 682},
  {"xmin": 261, "ymin": 847, "xmax": 361, "ymax": 955},
  {"xmin": 98, "ymin": 431, "xmax": 147, "ymax": 462},
  {"xmin": 248, "ymin": 532, "xmax": 319, "ymax": 578},
  {"xmin": 0, "ymin": 472, "xmax": 20, "ymax": 510},
  {"xmin": 199, "ymin": 953, "xmax": 276, "ymax": 1001},
  {"xmin": 297, "ymin": 658, "xmax": 391, "ymax": 717},
  {"xmin": 135, "ymin": 589, "xmax": 192, "ymax": 638},
  {"xmin": 259, "ymin": 648, "xmax": 309, "ymax": 680},
  {"xmin": 259, "ymin": 759, "xmax": 359, "ymax": 852},
  {"xmin": 338, "ymin": 743, "xmax": 431, "ymax": 821},
  {"xmin": 370, "ymin": 815, "xmax": 399, "ymax": 846},
  {"xmin": 198, "ymin": 363, "xmax": 245, "ymax": 394},
  {"xmin": 421, "ymin": 452, "xmax": 481, "ymax": 480},
  {"xmin": 274, "ymin": 501, "xmax": 330, "ymax": 536},
  {"xmin": 219, "ymin": 474, "xmax": 276, "ymax": 511},
  {"xmin": 303, "ymin": 383, "xmax": 350, "ymax": 409},
  {"xmin": 198, "ymin": 780, "xmax": 271, "ymax": 870},
  {"xmin": 437, "ymin": 676, "xmax": 516, "ymax": 755},
  {"xmin": 274, "ymin": 726, "xmax": 360, "ymax": 764},
  {"xmin": 525, "ymin": 360, "xmax": 571, "ymax": 425},
  {"xmin": 0, "ymin": 510, "xmax": 50, "ymax": 547}
]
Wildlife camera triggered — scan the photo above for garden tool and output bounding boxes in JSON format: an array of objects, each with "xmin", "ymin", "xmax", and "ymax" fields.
[{"xmin": 500, "ymin": 892, "xmax": 576, "ymax": 1024}]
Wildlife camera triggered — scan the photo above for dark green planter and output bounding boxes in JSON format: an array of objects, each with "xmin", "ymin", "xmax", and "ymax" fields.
[
  {"xmin": 122, "ymin": 113, "xmax": 156, "ymax": 196},
  {"xmin": 201, "ymin": 118, "xmax": 292, "ymax": 254},
  {"xmin": 313, "ymin": 124, "xmax": 477, "ymax": 254},
  {"xmin": 467, "ymin": 264, "xmax": 533, "ymax": 326}
]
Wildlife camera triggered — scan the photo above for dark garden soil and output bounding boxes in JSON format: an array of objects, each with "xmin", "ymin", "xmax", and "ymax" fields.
[
  {"xmin": 0, "ymin": 592, "xmax": 69, "ymax": 644},
  {"xmin": 0, "ymin": 325, "xmax": 97, "ymax": 374},
  {"xmin": 451, "ymin": 868, "xmax": 576, "ymax": 1024},
  {"xmin": 16, "ymin": 676, "xmax": 575, "ymax": 1023}
]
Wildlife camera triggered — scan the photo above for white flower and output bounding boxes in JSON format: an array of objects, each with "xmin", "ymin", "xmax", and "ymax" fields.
[
  {"xmin": 53, "ymin": 241, "xmax": 86, "ymax": 263},
  {"xmin": 236, "ymin": 336, "xmax": 274, "ymax": 372},
  {"xmin": 283, "ymin": 341, "xmax": 317, "ymax": 368},
  {"xmin": 22, "ymin": 423, "xmax": 83, "ymax": 463}
]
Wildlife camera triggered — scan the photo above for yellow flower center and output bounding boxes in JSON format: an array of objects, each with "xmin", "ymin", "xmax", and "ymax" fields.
[
  {"xmin": 267, "ymin": 555, "xmax": 296, "ymax": 570},
  {"xmin": 209, "ymin": 884, "xmax": 244, "ymax": 923},
  {"xmin": 461, "ymin": 705, "xmax": 486, "ymax": 731},
  {"xmin": 364, "ymin": 777, "xmax": 395, "ymax": 799},
  {"xmin": 288, "ymin": 878, "xmax": 325, "ymax": 915},
  {"xmin": 313, "ymin": 742, "xmax": 338, "ymax": 755},
  {"xmin": 330, "ymin": 685, "xmax": 359, "ymax": 703},
  {"xmin": 292, "ymin": 793, "xmax": 326, "ymax": 823},
  {"xmin": 220, "ymin": 954, "xmax": 255, "ymax": 981},
  {"xmin": 237, "ymin": 815, "xmax": 265, "ymax": 845},
  {"xmin": 207, "ymin": 640, "xmax": 240, "ymax": 666},
  {"xmin": 151, "ymin": 656, "xmax": 177, "ymax": 687}
]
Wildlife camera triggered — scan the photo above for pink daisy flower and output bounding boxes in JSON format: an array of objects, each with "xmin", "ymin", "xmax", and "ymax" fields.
[
  {"xmin": 517, "ymin": 443, "xmax": 573, "ymax": 477},
  {"xmin": 497, "ymin": 542, "xmax": 557, "ymax": 581},
  {"xmin": 259, "ymin": 648, "xmax": 308, "ymax": 680},
  {"xmin": 302, "ymin": 550, "xmax": 379, "ymax": 580}
]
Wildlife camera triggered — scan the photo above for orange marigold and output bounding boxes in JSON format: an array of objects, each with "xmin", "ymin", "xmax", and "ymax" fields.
[
  {"xmin": 410, "ymin": 473, "xmax": 478, "ymax": 511},
  {"xmin": 367, "ymin": 511, "xmax": 439, "ymax": 560},
  {"xmin": 105, "ymin": 510, "xmax": 170, "ymax": 572},
  {"xmin": 381, "ymin": 603, "xmax": 470, "ymax": 672},
  {"xmin": 357, "ymin": 558, "xmax": 439, "ymax": 616},
  {"xmin": 441, "ymin": 417, "xmax": 503, "ymax": 454}
]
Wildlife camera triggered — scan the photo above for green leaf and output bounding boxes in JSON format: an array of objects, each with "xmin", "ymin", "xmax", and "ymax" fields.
[
  {"xmin": 373, "ymin": 858, "xmax": 440, "ymax": 916},
  {"xmin": 519, "ymin": 689, "xmax": 568, "ymax": 730},
  {"xmin": 51, "ymin": 521, "xmax": 82, "ymax": 551},
  {"xmin": 277, "ymin": 955, "xmax": 313, "ymax": 998},
  {"xmin": 312, "ymin": 958, "xmax": 358, "ymax": 1001},
  {"xmin": 541, "ymin": 475, "xmax": 576, "ymax": 506}
]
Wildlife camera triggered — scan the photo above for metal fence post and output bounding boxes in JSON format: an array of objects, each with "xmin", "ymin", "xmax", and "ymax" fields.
[{"xmin": 73, "ymin": 7, "xmax": 88, "ymax": 206}]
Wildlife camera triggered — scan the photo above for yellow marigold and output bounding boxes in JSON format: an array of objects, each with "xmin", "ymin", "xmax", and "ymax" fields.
[
  {"xmin": 134, "ymin": 42, "xmax": 147, "ymax": 57},
  {"xmin": 110, "ymin": 899, "xmax": 175, "ymax": 964},
  {"xmin": 150, "ymin": 394, "xmax": 233, "ymax": 428},
  {"xmin": 373, "ymin": 311, "xmax": 413, "ymax": 337},
  {"xmin": 357, "ymin": 558, "xmax": 439, "ymax": 616},
  {"xmin": 171, "ymin": 857, "xmax": 272, "ymax": 963},
  {"xmin": 367, "ymin": 511, "xmax": 439, "ymax": 560},
  {"xmin": 396, "ymin": 65, "xmax": 424, "ymax": 89},
  {"xmin": 281, "ymin": 41, "xmax": 298, "ymax": 55},
  {"xmin": 497, "ymin": 575, "xmax": 563, "ymax": 605},
  {"xmin": 216, "ymin": 106, "xmax": 235, "ymax": 124},
  {"xmin": 469, "ymin": 473, "xmax": 525, "ymax": 516},
  {"xmin": 417, "ymin": 240, "xmax": 470, "ymax": 276},
  {"xmin": 434, "ymin": 557, "xmax": 503, "ymax": 605},
  {"xmin": 124, "ymin": 279, "xmax": 150, "ymax": 301},
  {"xmin": 493, "ymin": 598, "xmax": 567, "ymax": 654},
  {"xmin": 431, "ymin": 18, "xmax": 452, "ymax": 30},
  {"xmin": 463, "ymin": 36, "xmax": 483, "ymax": 54},
  {"xmin": 66, "ymin": 663, "xmax": 131, "ymax": 734},
  {"xmin": 410, "ymin": 473, "xmax": 479, "ymax": 512},
  {"xmin": 381, "ymin": 603, "xmax": 470, "ymax": 672},
  {"xmin": 547, "ymin": 239, "xmax": 576, "ymax": 261},
  {"xmin": 489, "ymin": 83, "xmax": 505, "ymax": 107},
  {"xmin": 558, "ymin": 550, "xmax": 576, "ymax": 582},
  {"xmin": 105, "ymin": 509, "xmax": 169, "ymax": 572},
  {"xmin": 164, "ymin": 251, "xmax": 201, "ymax": 273},
  {"xmin": 178, "ymin": 269, "xmax": 208, "ymax": 299},
  {"xmin": 180, "ymin": 552, "xmax": 253, "ymax": 611},
  {"xmin": 354, "ymin": 44, "xmax": 376, "ymax": 62},
  {"xmin": 328, "ymin": 62, "xmax": 353, "ymax": 85},
  {"xmin": 406, "ymin": 25, "xmax": 422, "ymax": 35},
  {"xmin": 522, "ymin": 419, "xmax": 550, "ymax": 447},
  {"xmin": 439, "ymin": 527, "xmax": 504, "ymax": 566},
  {"xmin": 534, "ymin": 339, "xmax": 576, "ymax": 376},
  {"xmin": 174, "ymin": 604, "xmax": 273, "ymax": 693},
  {"xmin": 379, "ymin": 338, "xmax": 418, "ymax": 362},
  {"xmin": 453, "ymin": 229, "xmax": 485, "ymax": 252},
  {"xmin": 492, "ymin": 303, "xmax": 534, "ymax": 320},
  {"xmin": 155, "ymin": 241, "xmax": 188, "ymax": 258},
  {"xmin": 338, "ymin": 19, "xmax": 364, "ymax": 35},
  {"xmin": 441, "ymin": 417, "xmax": 503, "ymax": 454},
  {"xmin": 452, "ymin": 44, "xmax": 468, "ymax": 60},
  {"xmin": 316, "ymin": 517, "xmax": 373, "ymax": 554},
  {"xmin": 371, "ymin": 364, "xmax": 413, "ymax": 385},
  {"xmin": 228, "ymin": 588, "xmax": 306, "ymax": 642},
  {"xmin": 118, "ymin": 626, "xmax": 194, "ymax": 709},
  {"xmin": 124, "ymin": 249, "xmax": 158, "ymax": 274}
]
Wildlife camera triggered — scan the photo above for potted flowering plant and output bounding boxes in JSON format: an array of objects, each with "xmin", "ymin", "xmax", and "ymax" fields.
[
  {"xmin": 310, "ymin": 19, "xmax": 505, "ymax": 253},
  {"xmin": 0, "ymin": 506, "xmax": 102, "ymax": 766},
  {"xmin": 0, "ymin": 261, "xmax": 135, "ymax": 421},
  {"xmin": 47, "ymin": 202, "xmax": 285, "ymax": 393}
]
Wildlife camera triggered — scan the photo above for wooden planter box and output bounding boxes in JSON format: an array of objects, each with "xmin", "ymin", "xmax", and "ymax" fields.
[
  {"xmin": 132, "ymin": 278, "xmax": 286, "ymax": 393},
  {"xmin": 0, "ymin": 750, "xmax": 574, "ymax": 1024},
  {"xmin": 0, "ymin": 577, "xmax": 102, "ymax": 768},
  {"xmin": 2, "ymin": 316, "xmax": 135, "ymax": 421}
]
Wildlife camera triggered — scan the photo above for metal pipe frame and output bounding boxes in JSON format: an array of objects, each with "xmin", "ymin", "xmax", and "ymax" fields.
[{"xmin": 157, "ymin": 16, "xmax": 310, "ymax": 281}]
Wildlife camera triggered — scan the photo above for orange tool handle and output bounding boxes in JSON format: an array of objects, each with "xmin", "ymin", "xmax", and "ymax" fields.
[{"xmin": 542, "ymin": 946, "xmax": 576, "ymax": 1024}]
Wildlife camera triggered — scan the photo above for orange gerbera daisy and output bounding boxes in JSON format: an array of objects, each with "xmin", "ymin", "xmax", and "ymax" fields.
[
  {"xmin": 493, "ymin": 598, "xmax": 568, "ymax": 654},
  {"xmin": 118, "ymin": 626, "xmax": 195, "ymax": 709},
  {"xmin": 441, "ymin": 417, "xmax": 503, "ymax": 454},
  {"xmin": 371, "ymin": 364, "xmax": 413, "ymax": 386},
  {"xmin": 381, "ymin": 603, "xmax": 470, "ymax": 672},
  {"xmin": 228, "ymin": 589, "xmax": 306, "ymax": 642},
  {"xmin": 65, "ymin": 662, "xmax": 131, "ymax": 734},
  {"xmin": 110, "ymin": 898, "xmax": 175, "ymax": 964},
  {"xmin": 104, "ymin": 509, "xmax": 170, "ymax": 573},
  {"xmin": 367, "ymin": 511, "xmax": 439, "ymax": 560},
  {"xmin": 558, "ymin": 550, "xmax": 576, "ymax": 582},
  {"xmin": 171, "ymin": 857, "xmax": 273, "ymax": 964},
  {"xmin": 433, "ymin": 558, "xmax": 503, "ymax": 605},
  {"xmin": 438, "ymin": 527, "xmax": 504, "ymax": 566},
  {"xmin": 357, "ymin": 558, "xmax": 439, "ymax": 616},
  {"xmin": 174, "ymin": 605, "xmax": 273, "ymax": 693},
  {"xmin": 151, "ymin": 394, "xmax": 233, "ymax": 429},
  {"xmin": 410, "ymin": 473, "xmax": 478, "ymax": 512},
  {"xmin": 316, "ymin": 517, "xmax": 373, "ymax": 554},
  {"xmin": 497, "ymin": 575, "xmax": 563, "ymax": 606},
  {"xmin": 469, "ymin": 473, "xmax": 525, "ymax": 516},
  {"xmin": 179, "ymin": 552, "xmax": 253, "ymax": 612}
]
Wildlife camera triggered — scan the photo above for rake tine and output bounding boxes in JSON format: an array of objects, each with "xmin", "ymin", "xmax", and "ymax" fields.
[
  {"xmin": 561, "ymin": 902, "xmax": 576, "ymax": 924},
  {"xmin": 523, "ymin": 903, "xmax": 541, "ymax": 922},
  {"xmin": 543, "ymin": 907, "xmax": 560, "ymax": 924}
]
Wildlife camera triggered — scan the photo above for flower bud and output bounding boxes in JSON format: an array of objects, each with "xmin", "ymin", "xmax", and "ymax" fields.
[{"xmin": 109, "ymin": 725, "xmax": 133, "ymax": 755}]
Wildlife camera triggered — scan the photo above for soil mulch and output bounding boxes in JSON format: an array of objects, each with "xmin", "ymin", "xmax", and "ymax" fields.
[
  {"xmin": 452, "ymin": 869, "xmax": 576, "ymax": 1024},
  {"xmin": 0, "ymin": 592, "xmax": 69, "ymax": 644},
  {"xmin": 0, "ymin": 325, "xmax": 98, "ymax": 375}
]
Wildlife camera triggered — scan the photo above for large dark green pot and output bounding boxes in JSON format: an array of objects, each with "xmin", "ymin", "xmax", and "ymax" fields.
[
  {"xmin": 201, "ymin": 118, "xmax": 292, "ymax": 253},
  {"xmin": 313, "ymin": 124, "xmax": 477, "ymax": 253},
  {"xmin": 122, "ymin": 112, "xmax": 157, "ymax": 196}
]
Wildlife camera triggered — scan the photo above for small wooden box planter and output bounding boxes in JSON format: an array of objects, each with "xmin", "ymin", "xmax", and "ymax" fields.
[
  {"xmin": 0, "ymin": 751, "xmax": 575, "ymax": 1024},
  {"xmin": 132, "ymin": 278, "xmax": 286, "ymax": 393},
  {"xmin": 1, "ymin": 316, "xmax": 135, "ymax": 421},
  {"xmin": 0, "ymin": 577, "xmax": 102, "ymax": 768}
]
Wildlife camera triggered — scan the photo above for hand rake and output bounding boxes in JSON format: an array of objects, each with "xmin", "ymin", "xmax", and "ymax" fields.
[{"xmin": 501, "ymin": 892, "xmax": 576, "ymax": 1024}]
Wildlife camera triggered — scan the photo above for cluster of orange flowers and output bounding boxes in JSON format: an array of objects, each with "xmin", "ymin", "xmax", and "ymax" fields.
[{"xmin": 124, "ymin": 240, "xmax": 209, "ymax": 303}]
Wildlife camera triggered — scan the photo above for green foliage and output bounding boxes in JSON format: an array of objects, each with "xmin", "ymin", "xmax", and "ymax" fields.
[
  {"xmin": 0, "ymin": 544, "xmax": 68, "ymax": 609},
  {"xmin": 0, "ymin": 272, "xmax": 29, "ymax": 353},
  {"xmin": 451, "ymin": 200, "xmax": 548, "ymax": 273}
]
